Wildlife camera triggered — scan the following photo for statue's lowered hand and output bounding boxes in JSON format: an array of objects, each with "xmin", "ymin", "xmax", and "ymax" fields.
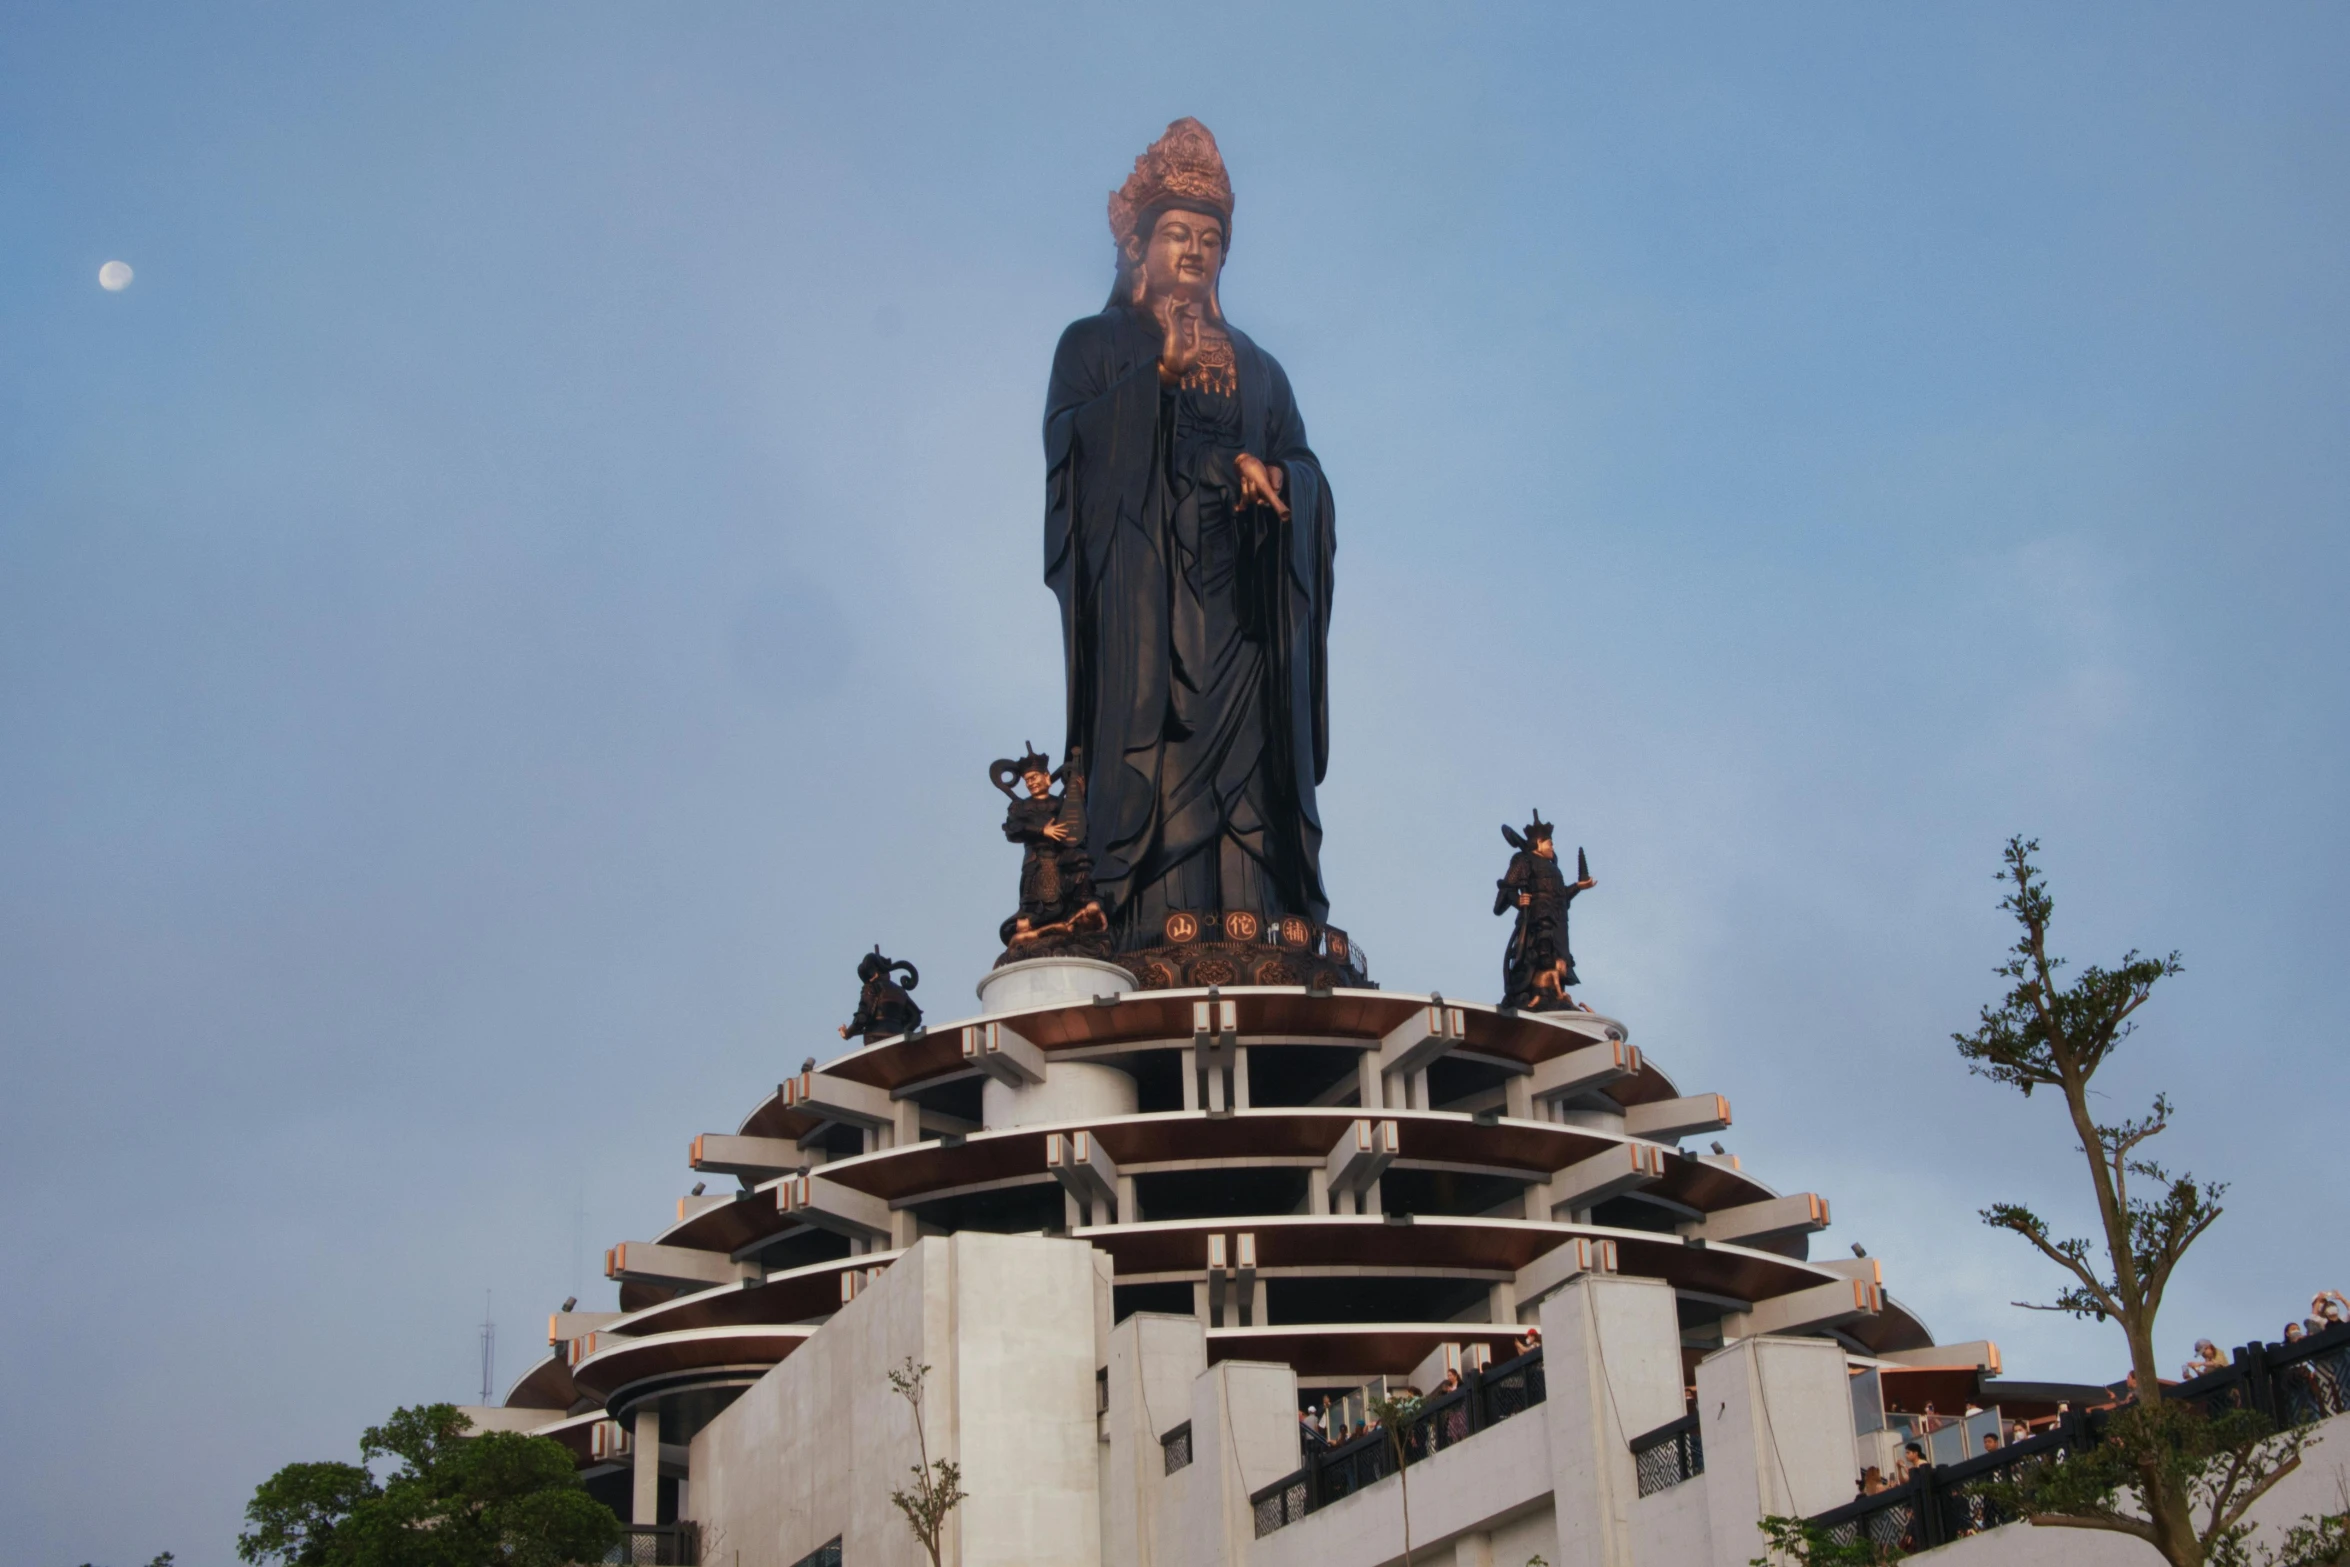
[{"xmin": 1236, "ymin": 453, "xmax": 1289, "ymax": 519}]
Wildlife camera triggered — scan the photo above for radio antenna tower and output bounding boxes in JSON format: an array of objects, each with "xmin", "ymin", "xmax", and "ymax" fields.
[{"xmin": 478, "ymin": 1290, "xmax": 496, "ymax": 1404}]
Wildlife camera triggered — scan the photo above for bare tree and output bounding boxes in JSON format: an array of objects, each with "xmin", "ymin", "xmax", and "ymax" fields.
[
  {"xmin": 886, "ymin": 1358, "xmax": 967, "ymax": 1567},
  {"xmin": 1366, "ymin": 1389, "xmax": 1427, "ymax": 1567}
]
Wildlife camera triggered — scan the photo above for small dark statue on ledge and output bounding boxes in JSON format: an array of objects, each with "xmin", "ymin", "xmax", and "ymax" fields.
[
  {"xmin": 839, "ymin": 947, "xmax": 922, "ymax": 1042},
  {"xmin": 1495, "ymin": 812, "xmax": 1596, "ymax": 1012},
  {"xmin": 992, "ymin": 743, "xmax": 1111, "ymax": 964}
]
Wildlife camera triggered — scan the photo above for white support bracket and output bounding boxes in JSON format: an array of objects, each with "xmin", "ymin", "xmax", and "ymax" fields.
[
  {"xmin": 776, "ymin": 1172, "xmax": 894, "ymax": 1241},
  {"xmin": 961, "ymin": 1021, "xmax": 1047, "ymax": 1087},
  {"xmin": 1204, "ymin": 1231, "xmax": 1259, "ymax": 1328},
  {"xmin": 1623, "ymin": 1093, "xmax": 1732, "ymax": 1143},
  {"xmin": 690, "ymin": 1133, "xmax": 805, "ymax": 1180},
  {"xmin": 1046, "ymin": 1130, "xmax": 1120, "ymax": 1219},
  {"xmin": 1191, "ymin": 996, "xmax": 1239, "ymax": 1112},
  {"xmin": 1513, "ymin": 1236, "xmax": 1621, "ymax": 1308},
  {"xmin": 1378, "ymin": 1000, "xmax": 1467, "ymax": 1078},
  {"xmin": 779, "ymin": 1070, "xmax": 899, "ymax": 1131},
  {"xmin": 1690, "ymin": 1192, "xmax": 1829, "ymax": 1247},
  {"xmin": 604, "ymin": 1241, "xmax": 755, "ymax": 1290},
  {"xmin": 1324, "ymin": 1117, "xmax": 1399, "ymax": 1198},
  {"xmin": 1525, "ymin": 1038, "xmax": 1643, "ymax": 1105},
  {"xmin": 1724, "ymin": 1276, "xmax": 1882, "ymax": 1339},
  {"xmin": 548, "ymin": 1310, "xmax": 622, "ymax": 1345},
  {"xmin": 1534, "ymin": 1141, "xmax": 1667, "ymax": 1218}
]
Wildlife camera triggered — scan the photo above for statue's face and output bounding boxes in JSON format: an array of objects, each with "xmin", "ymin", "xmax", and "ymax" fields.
[
  {"xmin": 1533, "ymin": 837, "xmax": 1556, "ymax": 860},
  {"xmin": 1023, "ymin": 770, "xmax": 1053, "ymax": 799},
  {"xmin": 1129, "ymin": 207, "xmax": 1225, "ymax": 301}
]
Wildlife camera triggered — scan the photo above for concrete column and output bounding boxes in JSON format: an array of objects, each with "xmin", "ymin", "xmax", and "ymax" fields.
[
  {"xmin": 1489, "ymin": 1279, "xmax": 1519, "ymax": 1325},
  {"xmin": 631, "ymin": 1404, "xmax": 661, "ymax": 1524},
  {"xmin": 1233, "ymin": 1046, "xmax": 1251, "ymax": 1109},
  {"xmin": 1308, "ymin": 1167, "xmax": 1329, "ymax": 1216},
  {"xmin": 1538, "ymin": 1274, "xmax": 1686, "ymax": 1567},
  {"xmin": 1695, "ymin": 1335, "xmax": 1857, "ymax": 1567},
  {"xmin": 1117, "ymin": 1174, "xmax": 1139, "ymax": 1224},
  {"xmin": 1504, "ymin": 1072, "xmax": 1533, "ymax": 1120},
  {"xmin": 1102, "ymin": 1312, "xmax": 1207, "ymax": 1567},
  {"xmin": 1182, "ymin": 1358, "xmax": 1300, "ymax": 1567},
  {"xmin": 1356, "ymin": 1050, "xmax": 1382, "ymax": 1110}
]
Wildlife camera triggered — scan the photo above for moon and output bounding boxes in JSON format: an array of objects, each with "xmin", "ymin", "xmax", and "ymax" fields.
[{"xmin": 98, "ymin": 260, "xmax": 133, "ymax": 292}]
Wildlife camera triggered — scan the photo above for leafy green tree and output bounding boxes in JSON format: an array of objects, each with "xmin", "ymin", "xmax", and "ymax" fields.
[{"xmin": 238, "ymin": 1403, "xmax": 620, "ymax": 1567}]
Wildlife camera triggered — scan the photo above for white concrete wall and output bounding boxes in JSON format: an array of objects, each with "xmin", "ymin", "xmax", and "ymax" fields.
[
  {"xmin": 1248, "ymin": 1400, "xmax": 1555, "ymax": 1567},
  {"xmin": 1541, "ymin": 1274, "xmax": 1689, "ymax": 1567},
  {"xmin": 1695, "ymin": 1335, "xmax": 1857, "ymax": 1567},
  {"xmin": 687, "ymin": 1232, "xmax": 1100, "ymax": 1567},
  {"xmin": 1628, "ymin": 1480, "xmax": 1711, "ymax": 1564}
]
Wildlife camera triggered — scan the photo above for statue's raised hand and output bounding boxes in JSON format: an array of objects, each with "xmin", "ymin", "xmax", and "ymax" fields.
[{"xmin": 1157, "ymin": 299, "xmax": 1202, "ymax": 386}]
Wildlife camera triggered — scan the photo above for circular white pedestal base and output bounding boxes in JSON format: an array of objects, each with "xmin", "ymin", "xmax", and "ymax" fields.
[
  {"xmin": 974, "ymin": 955, "xmax": 1137, "ymax": 1013},
  {"xmin": 983, "ymin": 1059, "xmax": 1140, "ymax": 1130}
]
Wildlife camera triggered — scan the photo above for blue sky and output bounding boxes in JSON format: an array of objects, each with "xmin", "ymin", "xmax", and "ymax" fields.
[{"xmin": 4, "ymin": 6, "xmax": 2345, "ymax": 1562}]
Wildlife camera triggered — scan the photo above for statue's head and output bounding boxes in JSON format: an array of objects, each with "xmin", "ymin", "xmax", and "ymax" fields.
[
  {"xmin": 1518, "ymin": 809, "xmax": 1557, "ymax": 859},
  {"xmin": 1124, "ymin": 206, "xmax": 1226, "ymax": 308},
  {"xmin": 1107, "ymin": 118, "xmax": 1234, "ymax": 310},
  {"xmin": 1022, "ymin": 767, "xmax": 1053, "ymax": 799}
]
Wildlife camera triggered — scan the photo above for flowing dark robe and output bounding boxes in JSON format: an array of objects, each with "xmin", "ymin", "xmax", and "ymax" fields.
[{"xmin": 1043, "ymin": 303, "xmax": 1335, "ymax": 947}]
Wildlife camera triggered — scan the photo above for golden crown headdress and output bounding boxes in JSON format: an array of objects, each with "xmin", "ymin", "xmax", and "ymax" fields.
[{"xmin": 1108, "ymin": 118, "xmax": 1234, "ymax": 249}]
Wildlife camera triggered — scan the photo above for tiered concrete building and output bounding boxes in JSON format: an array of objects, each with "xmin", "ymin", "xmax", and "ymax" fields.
[{"xmin": 461, "ymin": 948, "xmax": 2272, "ymax": 1566}]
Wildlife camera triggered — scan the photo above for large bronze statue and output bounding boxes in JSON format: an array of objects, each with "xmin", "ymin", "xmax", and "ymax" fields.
[{"xmin": 1044, "ymin": 119, "xmax": 1337, "ymax": 958}]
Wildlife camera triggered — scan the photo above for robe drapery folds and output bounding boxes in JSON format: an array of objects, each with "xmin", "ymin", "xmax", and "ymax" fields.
[{"xmin": 1044, "ymin": 303, "xmax": 1335, "ymax": 945}]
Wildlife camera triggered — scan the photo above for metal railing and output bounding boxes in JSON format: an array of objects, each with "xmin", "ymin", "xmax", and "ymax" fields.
[
  {"xmin": 1251, "ymin": 1347, "xmax": 1547, "ymax": 1537},
  {"xmin": 1805, "ymin": 1321, "xmax": 2350, "ymax": 1556},
  {"xmin": 2178, "ymin": 1321, "xmax": 2350, "ymax": 1428},
  {"xmin": 1162, "ymin": 1420, "xmax": 1193, "ymax": 1474},
  {"xmin": 1811, "ymin": 1417, "xmax": 2080, "ymax": 1555},
  {"xmin": 1630, "ymin": 1411, "xmax": 1703, "ymax": 1496},
  {"xmin": 606, "ymin": 1522, "xmax": 700, "ymax": 1566}
]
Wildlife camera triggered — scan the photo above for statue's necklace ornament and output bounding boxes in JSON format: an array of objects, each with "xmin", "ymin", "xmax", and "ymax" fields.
[{"xmin": 1178, "ymin": 333, "xmax": 1237, "ymax": 397}]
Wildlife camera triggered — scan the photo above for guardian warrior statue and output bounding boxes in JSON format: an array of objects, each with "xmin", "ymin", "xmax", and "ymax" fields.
[
  {"xmin": 991, "ymin": 743, "xmax": 1110, "ymax": 963},
  {"xmin": 1495, "ymin": 812, "xmax": 1595, "ymax": 1011},
  {"xmin": 838, "ymin": 947, "xmax": 922, "ymax": 1043}
]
